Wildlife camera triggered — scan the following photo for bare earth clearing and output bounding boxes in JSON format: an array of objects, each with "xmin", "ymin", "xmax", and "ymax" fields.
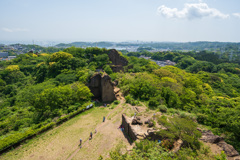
[{"xmin": 1, "ymin": 100, "xmax": 134, "ymax": 160}]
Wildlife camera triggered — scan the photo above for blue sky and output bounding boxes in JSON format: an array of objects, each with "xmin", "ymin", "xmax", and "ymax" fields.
[{"xmin": 0, "ymin": 0, "xmax": 240, "ymax": 43}]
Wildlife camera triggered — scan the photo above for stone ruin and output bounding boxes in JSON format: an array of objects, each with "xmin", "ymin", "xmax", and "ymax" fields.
[
  {"xmin": 121, "ymin": 113, "xmax": 240, "ymax": 157},
  {"xmin": 108, "ymin": 49, "xmax": 128, "ymax": 72},
  {"xmin": 121, "ymin": 113, "xmax": 161, "ymax": 141},
  {"xmin": 88, "ymin": 73, "xmax": 116, "ymax": 102},
  {"xmin": 121, "ymin": 113, "xmax": 183, "ymax": 153},
  {"xmin": 88, "ymin": 49, "xmax": 128, "ymax": 102}
]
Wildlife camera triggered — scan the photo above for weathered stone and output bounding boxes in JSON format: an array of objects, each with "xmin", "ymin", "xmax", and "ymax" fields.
[
  {"xmin": 101, "ymin": 74, "xmax": 116, "ymax": 102},
  {"xmin": 88, "ymin": 73, "xmax": 116, "ymax": 102},
  {"xmin": 131, "ymin": 118, "xmax": 143, "ymax": 125},
  {"xmin": 108, "ymin": 49, "xmax": 128, "ymax": 66},
  {"xmin": 217, "ymin": 141, "xmax": 239, "ymax": 157},
  {"xmin": 136, "ymin": 120, "xmax": 143, "ymax": 125},
  {"xmin": 110, "ymin": 65, "xmax": 124, "ymax": 72},
  {"xmin": 122, "ymin": 114, "xmax": 137, "ymax": 141},
  {"xmin": 171, "ymin": 139, "xmax": 183, "ymax": 153},
  {"xmin": 148, "ymin": 121, "xmax": 154, "ymax": 127},
  {"xmin": 132, "ymin": 119, "xmax": 138, "ymax": 125},
  {"xmin": 200, "ymin": 130, "xmax": 224, "ymax": 143},
  {"xmin": 199, "ymin": 129, "xmax": 239, "ymax": 158},
  {"xmin": 88, "ymin": 73, "xmax": 102, "ymax": 99},
  {"xmin": 123, "ymin": 114, "xmax": 161, "ymax": 142}
]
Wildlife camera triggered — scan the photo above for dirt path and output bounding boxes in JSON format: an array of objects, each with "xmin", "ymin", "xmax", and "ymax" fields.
[
  {"xmin": 0, "ymin": 100, "xmax": 132, "ymax": 160},
  {"xmin": 66, "ymin": 101, "xmax": 127, "ymax": 160}
]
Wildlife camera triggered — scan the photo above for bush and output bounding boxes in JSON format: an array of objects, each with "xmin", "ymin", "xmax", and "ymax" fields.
[
  {"xmin": 167, "ymin": 108, "xmax": 180, "ymax": 115},
  {"xmin": 114, "ymin": 100, "xmax": 120, "ymax": 105},
  {"xmin": 125, "ymin": 95, "xmax": 139, "ymax": 106},
  {"xmin": 149, "ymin": 97, "xmax": 160, "ymax": 108},
  {"xmin": 157, "ymin": 116, "xmax": 202, "ymax": 150},
  {"xmin": 158, "ymin": 105, "xmax": 168, "ymax": 113}
]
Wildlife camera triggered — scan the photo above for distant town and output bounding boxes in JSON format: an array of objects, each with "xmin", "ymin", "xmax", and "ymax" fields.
[{"xmin": 1, "ymin": 41, "xmax": 240, "ymax": 62}]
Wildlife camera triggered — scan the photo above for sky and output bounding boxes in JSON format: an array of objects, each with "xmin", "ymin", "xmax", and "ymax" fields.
[{"xmin": 0, "ymin": 0, "xmax": 240, "ymax": 44}]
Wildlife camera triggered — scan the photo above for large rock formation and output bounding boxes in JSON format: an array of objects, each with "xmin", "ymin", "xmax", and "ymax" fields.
[
  {"xmin": 198, "ymin": 129, "xmax": 239, "ymax": 158},
  {"xmin": 108, "ymin": 49, "xmax": 128, "ymax": 72},
  {"xmin": 217, "ymin": 141, "xmax": 239, "ymax": 157},
  {"xmin": 200, "ymin": 130, "xmax": 224, "ymax": 143},
  {"xmin": 88, "ymin": 73, "xmax": 116, "ymax": 102},
  {"xmin": 101, "ymin": 74, "xmax": 116, "ymax": 102}
]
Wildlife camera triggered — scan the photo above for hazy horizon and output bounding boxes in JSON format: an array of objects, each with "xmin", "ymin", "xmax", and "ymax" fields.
[{"xmin": 1, "ymin": 0, "xmax": 240, "ymax": 43}]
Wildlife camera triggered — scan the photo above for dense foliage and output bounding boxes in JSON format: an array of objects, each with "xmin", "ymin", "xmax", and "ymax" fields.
[
  {"xmin": 1, "ymin": 46, "xmax": 240, "ymax": 157},
  {"xmin": 0, "ymin": 47, "xmax": 112, "ymax": 152},
  {"xmin": 117, "ymin": 51, "xmax": 240, "ymax": 152}
]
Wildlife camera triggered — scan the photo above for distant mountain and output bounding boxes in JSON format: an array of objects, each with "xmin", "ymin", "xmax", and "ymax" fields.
[
  {"xmin": 55, "ymin": 41, "xmax": 240, "ymax": 51},
  {"xmin": 55, "ymin": 41, "xmax": 114, "ymax": 48}
]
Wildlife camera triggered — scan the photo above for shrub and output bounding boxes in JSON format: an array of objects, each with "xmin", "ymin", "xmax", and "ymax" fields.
[
  {"xmin": 157, "ymin": 116, "xmax": 202, "ymax": 150},
  {"xmin": 167, "ymin": 108, "xmax": 180, "ymax": 115},
  {"xmin": 114, "ymin": 100, "xmax": 120, "ymax": 105},
  {"xmin": 158, "ymin": 105, "xmax": 168, "ymax": 113},
  {"xmin": 149, "ymin": 97, "xmax": 160, "ymax": 108}
]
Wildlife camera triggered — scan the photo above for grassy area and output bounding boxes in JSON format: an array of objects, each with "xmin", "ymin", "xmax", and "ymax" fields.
[{"xmin": 0, "ymin": 107, "xmax": 110, "ymax": 160}]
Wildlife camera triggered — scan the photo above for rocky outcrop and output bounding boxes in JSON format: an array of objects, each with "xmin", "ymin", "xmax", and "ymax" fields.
[
  {"xmin": 88, "ymin": 73, "xmax": 116, "ymax": 102},
  {"xmin": 200, "ymin": 130, "xmax": 224, "ymax": 143},
  {"xmin": 217, "ymin": 141, "xmax": 239, "ymax": 157},
  {"xmin": 108, "ymin": 49, "xmax": 128, "ymax": 72},
  {"xmin": 198, "ymin": 129, "xmax": 239, "ymax": 158},
  {"xmin": 89, "ymin": 74, "xmax": 102, "ymax": 99},
  {"xmin": 101, "ymin": 74, "xmax": 116, "ymax": 102},
  {"xmin": 132, "ymin": 117, "xmax": 143, "ymax": 125}
]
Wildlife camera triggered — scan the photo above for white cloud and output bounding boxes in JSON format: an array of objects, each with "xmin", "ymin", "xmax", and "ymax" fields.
[
  {"xmin": 1, "ymin": 27, "xmax": 29, "ymax": 32},
  {"xmin": 233, "ymin": 13, "xmax": 240, "ymax": 19},
  {"xmin": 157, "ymin": 3, "xmax": 229, "ymax": 20}
]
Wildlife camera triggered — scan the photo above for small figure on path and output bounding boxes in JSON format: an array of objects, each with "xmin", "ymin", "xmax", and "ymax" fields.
[
  {"xmin": 89, "ymin": 132, "xmax": 93, "ymax": 140},
  {"xmin": 95, "ymin": 129, "xmax": 97, "ymax": 133},
  {"xmin": 79, "ymin": 138, "xmax": 82, "ymax": 148},
  {"xmin": 103, "ymin": 116, "xmax": 105, "ymax": 122},
  {"xmin": 134, "ymin": 112, "xmax": 136, "ymax": 118}
]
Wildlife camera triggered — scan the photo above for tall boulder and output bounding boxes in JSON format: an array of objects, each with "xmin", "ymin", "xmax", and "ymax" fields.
[
  {"xmin": 88, "ymin": 73, "xmax": 116, "ymax": 102},
  {"xmin": 88, "ymin": 73, "xmax": 102, "ymax": 99},
  {"xmin": 108, "ymin": 49, "xmax": 128, "ymax": 72},
  {"xmin": 101, "ymin": 74, "xmax": 116, "ymax": 102}
]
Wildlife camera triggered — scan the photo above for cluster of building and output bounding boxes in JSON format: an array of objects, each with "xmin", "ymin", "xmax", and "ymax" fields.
[
  {"xmin": 0, "ymin": 44, "xmax": 26, "ymax": 61},
  {"xmin": 139, "ymin": 55, "xmax": 176, "ymax": 67},
  {"xmin": 0, "ymin": 52, "xmax": 16, "ymax": 61}
]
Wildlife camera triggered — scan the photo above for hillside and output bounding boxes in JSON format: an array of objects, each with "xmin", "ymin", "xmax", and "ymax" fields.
[{"xmin": 0, "ymin": 47, "xmax": 240, "ymax": 159}]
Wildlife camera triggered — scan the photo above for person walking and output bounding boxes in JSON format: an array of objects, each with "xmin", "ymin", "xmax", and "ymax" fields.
[
  {"xmin": 103, "ymin": 116, "xmax": 105, "ymax": 122},
  {"xmin": 79, "ymin": 138, "xmax": 82, "ymax": 148},
  {"xmin": 89, "ymin": 132, "xmax": 93, "ymax": 140}
]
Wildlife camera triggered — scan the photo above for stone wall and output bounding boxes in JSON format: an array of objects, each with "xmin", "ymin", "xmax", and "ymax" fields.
[{"xmin": 122, "ymin": 114, "xmax": 137, "ymax": 141}]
